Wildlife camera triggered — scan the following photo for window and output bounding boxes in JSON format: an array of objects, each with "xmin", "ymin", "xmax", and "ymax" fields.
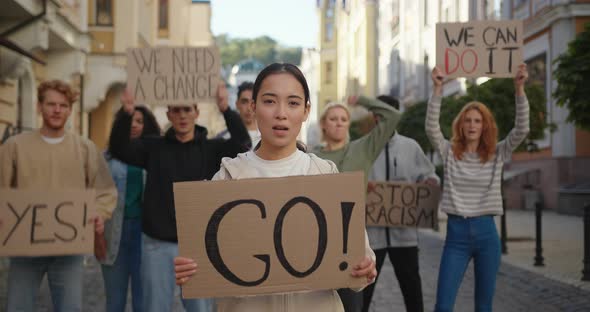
[
  {"xmin": 514, "ymin": 0, "xmax": 528, "ymax": 8},
  {"xmin": 325, "ymin": 22, "xmax": 334, "ymax": 42},
  {"xmin": 391, "ymin": 0, "xmax": 399, "ymax": 36},
  {"xmin": 96, "ymin": 0, "xmax": 113, "ymax": 26},
  {"xmin": 158, "ymin": 0, "xmax": 169, "ymax": 38},
  {"xmin": 424, "ymin": 0, "xmax": 428, "ymax": 26},
  {"xmin": 326, "ymin": 0, "xmax": 335, "ymax": 18},
  {"xmin": 325, "ymin": 62, "xmax": 333, "ymax": 84}
]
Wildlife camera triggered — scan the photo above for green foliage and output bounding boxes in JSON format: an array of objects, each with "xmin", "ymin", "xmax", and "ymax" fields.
[
  {"xmin": 553, "ymin": 23, "xmax": 590, "ymax": 131},
  {"xmin": 398, "ymin": 78, "xmax": 551, "ymax": 153},
  {"xmin": 275, "ymin": 47, "xmax": 303, "ymax": 65},
  {"xmin": 215, "ymin": 34, "xmax": 302, "ymax": 67},
  {"xmin": 397, "ymin": 101, "xmax": 431, "ymax": 153}
]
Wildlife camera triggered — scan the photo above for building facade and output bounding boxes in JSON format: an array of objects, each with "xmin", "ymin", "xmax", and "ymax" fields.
[
  {"xmin": 316, "ymin": 0, "xmax": 339, "ymax": 117},
  {"xmin": 377, "ymin": 0, "xmax": 503, "ymax": 106},
  {"xmin": 1, "ymin": 0, "xmax": 90, "ymax": 141},
  {"xmin": 1, "ymin": 0, "xmax": 219, "ymax": 150},
  {"xmin": 502, "ymin": 0, "xmax": 590, "ymax": 212},
  {"xmin": 86, "ymin": 0, "xmax": 217, "ymax": 150},
  {"xmin": 299, "ymin": 47, "xmax": 321, "ymax": 146}
]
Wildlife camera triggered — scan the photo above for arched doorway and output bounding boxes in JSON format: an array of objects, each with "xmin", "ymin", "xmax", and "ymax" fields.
[{"xmin": 89, "ymin": 81, "xmax": 125, "ymax": 150}]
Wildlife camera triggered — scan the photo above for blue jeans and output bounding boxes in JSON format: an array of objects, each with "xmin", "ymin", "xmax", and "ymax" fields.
[
  {"xmin": 101, "ymin": 218, "xmax": 143, "ymax": 312},
  {"xmin": 434, "ymin": 215, "xmax": 501, "ymax": 312},
  {"xmin": 6, "ymin": 255, "xmax": 84, "ymax": 312},
  {"xmin": 141, "ymin": 233, "xmax": 213, "ymax": 312}
]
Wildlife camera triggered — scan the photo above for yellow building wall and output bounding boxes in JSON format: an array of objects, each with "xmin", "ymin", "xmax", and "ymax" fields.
[
  {"xmin": 333, "ymin": 0, "xmax": 378, "ymax": 101},
  {"xmin": 318, "ymin": 0, "xmax": 339, "ymax": 116},
  {"xmin": 0, "ymin": 80, "xmax": 18, "ymax": 140}
]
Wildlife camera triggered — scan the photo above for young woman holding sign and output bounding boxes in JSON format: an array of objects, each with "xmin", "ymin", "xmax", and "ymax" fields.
[
  {"xmin": 427, "ymin": 64, "xmax": 529, "ymax": 312},
  {"xmin": 174, "ymin": 63, "xmax": 377, "ymax": 311}
]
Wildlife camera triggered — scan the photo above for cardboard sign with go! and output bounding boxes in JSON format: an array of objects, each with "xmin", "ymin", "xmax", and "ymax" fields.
[{"xmin": 174, "ymin": 172, "xmax": 367, "ymax": 298}]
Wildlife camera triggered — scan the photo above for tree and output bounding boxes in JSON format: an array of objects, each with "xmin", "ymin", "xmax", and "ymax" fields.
[
  {"xmin": 276, "ymin": 47, "xmax": 302, "ymax": 65},
  {"xmin": 215, "ymin": 34, "xmax": 302, "ymax": 67},
  {"xmin": 553, "ymin": 22, "xmax": 590, "ymax": 131},
  {"xmin": 396, "ymin": 101, "xmax": 432, "ymax": 154}
]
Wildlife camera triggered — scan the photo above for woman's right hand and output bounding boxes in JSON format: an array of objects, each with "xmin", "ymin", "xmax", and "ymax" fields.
[
  {"xmin": 121, "ymin": 89, "xmax": 136, "ymax": 115},
  {"xmin": 174, "ymin": 257, "xmax": 198, "ymax": 285}
]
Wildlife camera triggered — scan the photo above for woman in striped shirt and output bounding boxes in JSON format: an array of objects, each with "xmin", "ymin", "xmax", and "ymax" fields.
[{"xmin": 426, "ymin": 64, "xmax": 530, "ymax": 312}]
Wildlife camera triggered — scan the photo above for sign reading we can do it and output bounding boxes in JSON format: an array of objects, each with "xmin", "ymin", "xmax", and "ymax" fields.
[{"xmin": 436, "ymin": 20, "xmax": 523, "ymax": 78}]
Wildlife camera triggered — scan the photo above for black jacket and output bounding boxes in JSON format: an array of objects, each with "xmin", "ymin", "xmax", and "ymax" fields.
[{"xmin": 110, "ymin": 109, "xmax": 251, "ymax": 242}]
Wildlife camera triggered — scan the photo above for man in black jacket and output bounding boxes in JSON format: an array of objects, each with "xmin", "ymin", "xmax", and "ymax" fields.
[{"xmin": 110, "ymin": 84, "xmax": 250, "ymax": 312}]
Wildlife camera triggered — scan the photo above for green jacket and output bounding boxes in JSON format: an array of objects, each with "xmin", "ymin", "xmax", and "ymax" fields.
[{"xmin": 313, "ymin": 96, "xmax": 401, "ymax": 184}]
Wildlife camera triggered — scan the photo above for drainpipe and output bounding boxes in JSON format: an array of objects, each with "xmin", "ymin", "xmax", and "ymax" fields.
[
  {"xmin": 79, "ymin": 74, "xmax": 84, "ymax": 135},
  {"xmin": 0, "ymin": 0, "xmax": 47, "ymax": 38}
]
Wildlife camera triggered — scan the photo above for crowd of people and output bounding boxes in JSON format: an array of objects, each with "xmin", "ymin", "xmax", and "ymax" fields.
[{"xmin": 0, "ymin": 61, "xmax": 529, "ymax": 312}]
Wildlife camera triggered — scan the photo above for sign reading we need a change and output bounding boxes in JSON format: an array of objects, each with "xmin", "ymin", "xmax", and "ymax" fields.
[
  {"xmin": 0, "ymin": 189, "xmax": 97, "ymax": 256},
  {"xmin": 174, "ymin": 172, "xmax": 367, "ymax": 299},
  {"xmin": 127, "ymin": 46, "xmax": 221, "ymax": 106},
  {"xmin": 436, "ymin": 20, "xmax": 523, "ymax": 78}
]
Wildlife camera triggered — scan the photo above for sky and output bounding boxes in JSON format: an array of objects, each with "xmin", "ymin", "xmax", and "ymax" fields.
[{"xmin": 210, "ymin": 0, "xmax": 319, "ymax": 48}]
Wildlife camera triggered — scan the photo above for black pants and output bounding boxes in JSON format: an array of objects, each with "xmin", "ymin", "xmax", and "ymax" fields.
[
  {"xmin": 362, "ymin": 247, "xmax": 424, "ymax": 312},
  {"xmin": 338, "ymin": 288, "xmax": 364, "ymax": 312}
]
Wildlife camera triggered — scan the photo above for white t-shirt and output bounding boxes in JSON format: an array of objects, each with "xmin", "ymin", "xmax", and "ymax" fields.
[
  {"xmin": 243, "ymin": 149, "xmax": 310, "ymax": 178},
  {"xmin": 41, "ymin": 135, "xmax": 66, "ymax": 144}
]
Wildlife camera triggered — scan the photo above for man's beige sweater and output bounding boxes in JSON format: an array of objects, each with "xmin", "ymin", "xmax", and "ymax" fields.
[{"xmin": 0, "ymin": 131, "xmax": 116, "ymax": 219}]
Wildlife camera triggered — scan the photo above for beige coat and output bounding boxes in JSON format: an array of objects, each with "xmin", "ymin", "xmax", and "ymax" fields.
[
  {"xmin": 0, "ymin": 131, "xmax": 117, "ymax": 219},
  {"xmin": 210, "ymin": 152, "xmax": 376, "ymax": 312}
]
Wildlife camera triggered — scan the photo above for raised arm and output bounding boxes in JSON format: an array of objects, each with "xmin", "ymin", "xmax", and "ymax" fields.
[
  {"xmin": 214, "ymin": 81, "xmax": 251, "ymax": 157},
  {"xmin": 499, "ymin": 64, "xmax": 530, "ymax": 159},
  {"xmin": 219, "ymin": 109, "xmax": 251, "ymax": 156},
  {"xmin": 109, "ymin": 91, "xmax": 150, "ymax": 168},
  {"xmin": 349, "ymin": 95, "xmax": 401, "ymax": 165},
  {"xmin": 425, "ymin": 67, "xmax": 450, "ymax": 160}
]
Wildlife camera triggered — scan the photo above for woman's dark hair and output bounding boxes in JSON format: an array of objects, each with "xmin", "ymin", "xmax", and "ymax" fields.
[
  {"xmin": 108, "ymin": 106, "xmax": 161, "ymax": 154},
  {"xmin": 252, "ymin": 63, "xmax": 310, "ymax": 152},
  {"xmin": 252, "ymin": 63, "xmax": 310, "ymax": 106}
]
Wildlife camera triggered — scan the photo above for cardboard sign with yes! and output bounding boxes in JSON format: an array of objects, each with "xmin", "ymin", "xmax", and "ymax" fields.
[{"xmin": 0, "ymin": 189, "xmax": 96, "ymax": 256}]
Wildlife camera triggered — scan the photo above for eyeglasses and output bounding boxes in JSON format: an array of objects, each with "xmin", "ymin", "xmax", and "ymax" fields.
[{"xmin": 169, "ymin": 107, "xmax": 194, "ymax": 114}]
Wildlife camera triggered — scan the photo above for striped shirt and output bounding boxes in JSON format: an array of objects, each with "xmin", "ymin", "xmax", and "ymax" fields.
[{"xmin": 425, "ymin": 95, "xmax": 530, "ymax": 217}]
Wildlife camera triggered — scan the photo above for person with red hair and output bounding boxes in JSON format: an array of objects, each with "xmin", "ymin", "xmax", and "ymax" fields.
[{"xmin": 426, "ymin": 65, "xmax": 530, "ymax": 312}]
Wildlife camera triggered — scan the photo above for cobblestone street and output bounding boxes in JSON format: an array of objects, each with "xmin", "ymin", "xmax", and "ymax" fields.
[{"xmin": 2, "ymin": 228, "xmax": 588, "ymax": 311}]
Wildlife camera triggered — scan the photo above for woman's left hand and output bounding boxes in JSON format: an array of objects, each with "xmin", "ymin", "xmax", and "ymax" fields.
[
  {"xmin": 514, "ymin": 64, "xmax": 528, "ymax": 96},
  {"xmin": 93, "ymin": 216, "xmax": 104, "ymax": 235},
  {"xmin": 347, "ymin": 95, "xmax": 359, "ymax": 107},
  {"xmin": 216, "ymin": 82, "xmax": 229, "ymax": 113},
  {"xmin": 351, "ymin": 256, "xmax": 377, "ymax": 283}
]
